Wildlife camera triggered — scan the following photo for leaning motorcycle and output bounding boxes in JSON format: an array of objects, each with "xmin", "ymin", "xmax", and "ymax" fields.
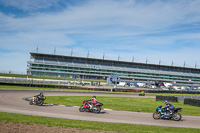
[
  {"xmin": 79, "ymin": 100, "xmax": 103, "ymax": 113},
  {"xmin": 153, "ymin": 105, "xmax": 182, "ymax": 121},
  {"xmin": 29, "ymin": 96, "xmax": 46, "ymax": 106}
]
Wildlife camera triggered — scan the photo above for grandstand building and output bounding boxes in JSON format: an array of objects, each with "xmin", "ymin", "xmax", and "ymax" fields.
[{"xmin": 27, "ymin": 52, "xmax": 200, "ymax": 85}]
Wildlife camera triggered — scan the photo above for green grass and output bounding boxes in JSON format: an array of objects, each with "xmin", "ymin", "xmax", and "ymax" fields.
[
  {"xmin": 0, "ymin": 112, "xmax": 200, "ymax": 133},
  {"xmin": 45, "ymin": 96, "xmax": 200, "ymax": 116}
]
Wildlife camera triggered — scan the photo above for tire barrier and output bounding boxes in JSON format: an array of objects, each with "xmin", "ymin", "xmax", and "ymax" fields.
[
  {"xmin": 156, "ymin": 95, "xmax": 178, "ymax": 102},
  {"xmin": 0, "ymin": 82, "xmax": 56, "ymax": 88},
  {"xmin": 184, "ymin": 98, "xmax": 200, "ymax": 107}
]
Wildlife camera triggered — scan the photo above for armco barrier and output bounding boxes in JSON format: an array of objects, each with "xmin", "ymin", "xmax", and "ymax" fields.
[
  {"xmin": 0, "ymin": 82, "xmax": 149, "ymax": 92},
  {"xmin": 184, "ymin": 98, "xmax": 200, "ymax": 107},
  {"xmin": 1, "ymin": 82, "xmax": 200, "ymax": 94},
  {"xmin": 156, "ymin": 95, "xmax": 178, "ymax": 102}
]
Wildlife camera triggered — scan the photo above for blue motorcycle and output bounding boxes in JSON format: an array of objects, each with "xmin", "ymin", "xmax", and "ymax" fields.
[{"xmin": 153, "ymin": 105, "xmax": 182, "ymax": 121}]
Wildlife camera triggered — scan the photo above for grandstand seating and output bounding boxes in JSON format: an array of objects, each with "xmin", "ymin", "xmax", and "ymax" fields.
[
  {"xmin": 31, "ymin": 57, "xmax": 200, "ymax": 78},
  {"xmin": 27, "ymin": 53, "xmax": 200, "ymax": 83}
]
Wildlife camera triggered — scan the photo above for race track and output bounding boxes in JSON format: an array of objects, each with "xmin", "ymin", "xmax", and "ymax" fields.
[{"xmin": 0, "ymin": 89, "xmax": 200, "ymax": 129}]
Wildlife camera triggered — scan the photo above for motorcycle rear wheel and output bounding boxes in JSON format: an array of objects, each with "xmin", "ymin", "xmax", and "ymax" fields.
[
  {"xmin": 173, "ymin": 113, "xmax": 182, "ymax": 121},
  {"xmin": 93, "ymin": 107, "xmax": 101, "ymax": 114},
  {"xmin": 153, "ymin": 112, "xmax": 161, "ymax": 120}
]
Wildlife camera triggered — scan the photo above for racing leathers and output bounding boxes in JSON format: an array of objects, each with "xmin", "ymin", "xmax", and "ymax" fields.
[
  {"xmin": 164, "ymin": 102, "xmax": 175, "ymax": 114},
  {"xmin": 88, "ymin": 97, "xmax": 98, "ymax": 109}
]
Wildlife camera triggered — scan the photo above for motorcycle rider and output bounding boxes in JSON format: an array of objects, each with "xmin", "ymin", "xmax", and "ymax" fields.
[
  {"xmin": 88, "ymin": 96, "xmax": 98, "ymax": 109},
  {"xmin": 164, "ymin": 101, "xmax": 175, "ymax": 114},
  {"xmin": 35, "ymin": 92, "xmax": 44, "ymax": 102}
]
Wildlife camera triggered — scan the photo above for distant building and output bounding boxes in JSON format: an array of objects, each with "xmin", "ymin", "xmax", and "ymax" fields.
[{"xmin": 27, "ymin": 52, "xmax": 200, "ymax": 85}]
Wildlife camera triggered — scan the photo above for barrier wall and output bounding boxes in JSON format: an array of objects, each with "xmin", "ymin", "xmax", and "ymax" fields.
[
  {"xmin": 184, "ymin": 98, "xmax": 200, "ymax": 107},
  {"xmin": 177, "ymin": 96, "xmax": 200, "ymax": 101},
  {"xmin": 1, "ymin": 82, "xmax": 200, "ymax": 94},
  {"xmin": 156, "ymin": 95, "xmax": 178, "ymax": 102},
  {"xmin": 0, "ymin": 82, "xmax": 148, "ymax": 92}
]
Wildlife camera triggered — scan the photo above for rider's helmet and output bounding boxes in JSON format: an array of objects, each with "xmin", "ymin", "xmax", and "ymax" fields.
[
  {"xmin": 165, "ymin": 101, "xmax": 169, "ymax": 105},
  {"xmin": 92, "ymin": 96, "xmax": 96, "ymax": 99},
  {"xmin": 40, "ymin": 92, "xmax": 43, "ymax": 96}
]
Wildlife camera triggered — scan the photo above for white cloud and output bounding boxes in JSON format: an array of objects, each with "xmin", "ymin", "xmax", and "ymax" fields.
[
  {"xmin": 2, "ymin": 0, "xmax": 200, "ymax": 35},
  {"xmin": 0, "ymin": 31, "xmax": 75, "ymax": 52},
  {"xmin": 1, "ymin": 0, "xmax": 200, "ymax": 72}
]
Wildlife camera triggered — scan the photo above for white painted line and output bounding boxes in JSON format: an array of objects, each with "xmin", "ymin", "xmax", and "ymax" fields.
[
  {"xmin": 58, "ymin": 105, "xmax": 65, "ymax": 107},
  {"xmin": 103, "ymin": 108, "xmax": 113, "ymax": 111}
]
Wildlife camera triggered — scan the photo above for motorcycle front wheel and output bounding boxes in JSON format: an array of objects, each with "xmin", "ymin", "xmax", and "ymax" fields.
[
  {"xmin": 79, "ymin": 105, "xmax": 84, "ymax": 112},
  {"xmin": 153, "ymin": 112, "xmax": 161, "ymax": 120},
  {"xmin": 29, "ymin": 100, "xmax": 33, "ymax": 105},
  {"xmin": 173, "ymin": 113, "xmax": 182, "ymax": 121}
]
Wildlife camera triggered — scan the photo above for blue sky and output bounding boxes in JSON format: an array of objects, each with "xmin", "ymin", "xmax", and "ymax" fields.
[{"xmin": 0, "ymin": 0, "xmax": 200, "ymax": 73}]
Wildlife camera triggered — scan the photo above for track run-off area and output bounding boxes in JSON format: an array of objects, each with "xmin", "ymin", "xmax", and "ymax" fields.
[{"xmin": 0, "ymin": 89, "xmax": 200, "ymax": 129}]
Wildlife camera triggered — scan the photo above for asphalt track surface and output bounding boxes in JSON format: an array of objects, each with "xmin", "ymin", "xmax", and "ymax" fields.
[{"xmin": 0, "ymin": 89, "xmax": 200, "ymax": 129}]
